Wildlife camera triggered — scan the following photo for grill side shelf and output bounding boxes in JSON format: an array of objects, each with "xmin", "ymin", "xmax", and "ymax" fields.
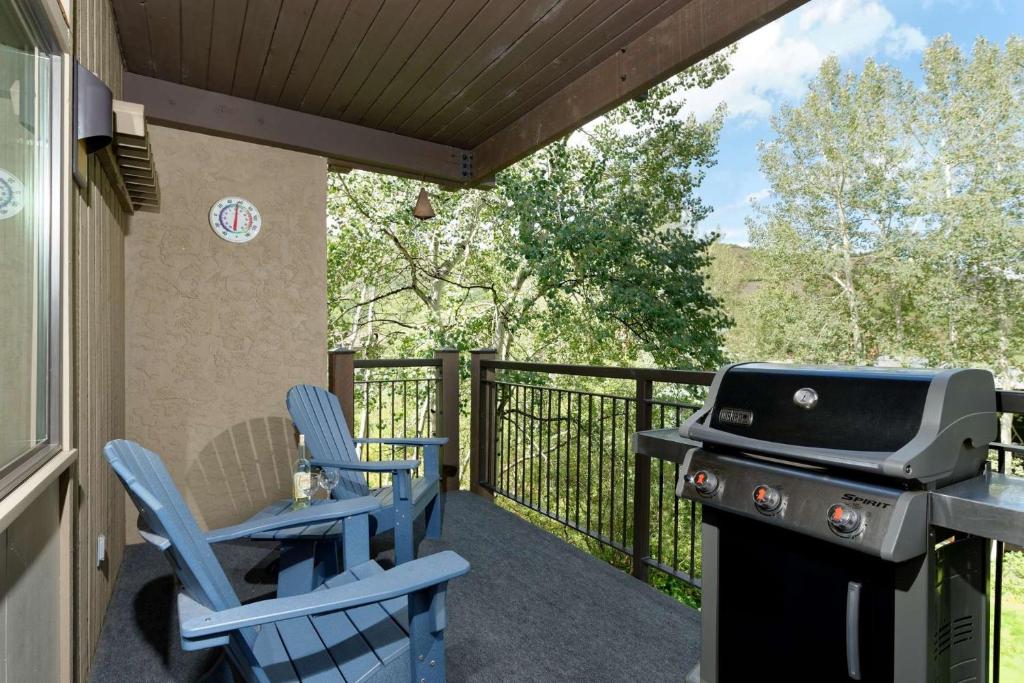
[{"xmin": 930, "ymin": 472, "xmax": 1024, "ymax": 547}]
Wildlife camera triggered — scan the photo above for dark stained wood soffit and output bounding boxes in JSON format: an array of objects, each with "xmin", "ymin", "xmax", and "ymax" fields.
[{"xmin": 112, "ymin": 0, "xmax": 807, "ymax": 184}]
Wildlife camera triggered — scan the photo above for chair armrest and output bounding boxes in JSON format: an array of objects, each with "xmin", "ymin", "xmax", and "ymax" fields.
[
  {"xmin": 310, "ymin": 458, "xmax": 420, "ymax": 472},
  {"xmin": 205, "ymin": 497, "xmax": 381, "ymax": 543},
  {"xmin": 180, "ymin": 551, "xmax": 470, "ymax": 638},
  {"xmin": 354, "ymin": 437, "xmax": 448, "ymax": 447}
]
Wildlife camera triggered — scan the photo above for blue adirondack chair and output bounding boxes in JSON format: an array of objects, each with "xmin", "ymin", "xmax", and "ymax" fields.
[
  {"xmin": 105, "ymin": 439, "xmax": 469, "ymax": 683},
  {"xmin": 284, "ymin": 384, "xmax": 445, "ymax": 567}
]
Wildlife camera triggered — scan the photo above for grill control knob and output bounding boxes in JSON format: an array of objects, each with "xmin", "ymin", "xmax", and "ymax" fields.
[
  {"xmin": 827, "ymin": 504, "xmax": 863, "ymax": 535},
  {"xmin": 691, "ymin": 470, "xmax": 719, "ymax": 495},
  {"xmin": 752, "ymin": 485, "xmax": 782, "ymax": 513}
]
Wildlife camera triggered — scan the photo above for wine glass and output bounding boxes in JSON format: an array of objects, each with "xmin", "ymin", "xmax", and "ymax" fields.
[{"xmin": 318, "ymin": 467, "xmax": 341, "ymax": 496}]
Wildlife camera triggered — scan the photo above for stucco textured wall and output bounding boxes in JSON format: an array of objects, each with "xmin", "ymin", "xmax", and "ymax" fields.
[{"xmin": 125, "ymin": 125, "xmax": 327, "ymax": 533}]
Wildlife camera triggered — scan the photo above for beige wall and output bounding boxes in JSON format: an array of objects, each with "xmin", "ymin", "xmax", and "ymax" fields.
[{"xmin": 125, "ymin": 125, "xmax": 328, "ymax": 533}]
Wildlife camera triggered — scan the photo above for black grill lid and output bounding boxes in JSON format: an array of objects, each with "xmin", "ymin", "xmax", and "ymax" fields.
[{"xmin": 683, "ymin": 363, "xmax": 997, "ymax": 486}]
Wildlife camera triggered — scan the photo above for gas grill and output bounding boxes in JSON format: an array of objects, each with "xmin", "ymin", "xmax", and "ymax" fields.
[{"xmin": 668, "ymin": 363, "xmax": 998, "ymax": 682}]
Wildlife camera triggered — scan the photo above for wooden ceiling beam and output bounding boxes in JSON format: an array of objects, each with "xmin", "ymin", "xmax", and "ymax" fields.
[
  {"xmin": 470, "ymin": 0, "xmax": 808, "ymax": 180},
  {"xmin": 122, "ymin": 73, "xmax": 471, "ymax": 185}
]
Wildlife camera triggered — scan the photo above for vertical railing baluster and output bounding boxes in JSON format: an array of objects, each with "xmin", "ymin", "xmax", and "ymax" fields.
[
  {"xmin": 390, "ymin": 379, "xmax": 396, "ymax": 461},
  {"xmin": 520, "ymin": 384, "xmax": 527, "ymax": 502},
  {"xmin": 597, "ymin": 396, "xmax": 605, "ymax": 541},
  {"xmin": 376, "ymin": 381, "xmax": 383, "ymax": 475},
  {"xmin": 673, "ymin": 486, "xmax": 680, "ymax": 572},
  {"xmin": 623, "ymin": 397, "xmax": 631, "ymax": 552},
  {"xmin": 545, "ymin": 387, "xmax": 552, "ymax": 514},
  {"xmin": 587, "ymin": 395, "xmax": 593, "ymax": 533},
  {"xmin": 575, "ymin": 391, "xmax": 582, "ymax": 529},
  {"xmin": 555, "ymin": 390, "xmax": 563, "ymax": 519},
  {"xmin": 565, "ymin": 389, "xmax": 573, "ymax": 524},
  {"xmin": 657, "ymin": 458, "xmax": 665, "ymax": 568},
  {"xmin": 610, "ymin": 398, "xmax": 617, "ymax": 545}
]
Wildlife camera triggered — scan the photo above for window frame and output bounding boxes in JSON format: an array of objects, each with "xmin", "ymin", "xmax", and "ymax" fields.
[{"xmin": 0, "ymin": 2, "xmax": 65, "ymax": 501}]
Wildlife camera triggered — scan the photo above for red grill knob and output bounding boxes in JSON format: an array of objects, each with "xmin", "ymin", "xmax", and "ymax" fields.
[
  {"xmin": 752, "ymin": 485, "xmax": 782, "ymax": 513},
  {"xmin": 827, "ymin": 504, "xmax": 863, "ymax": 535},
  {"xmin": 691, "ymin": 470, "xmax": 719, "ymax": 495}
]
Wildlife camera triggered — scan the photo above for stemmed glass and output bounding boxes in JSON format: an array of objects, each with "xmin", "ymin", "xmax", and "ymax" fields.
[{"xmin": 318, "ymin": 467, "xmax": 341, "ymax": 497}]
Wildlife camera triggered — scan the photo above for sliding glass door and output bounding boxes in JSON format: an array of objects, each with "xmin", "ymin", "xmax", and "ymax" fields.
[{"xmin": 0, "ymin": 1, "xmax": 61, "ymax": 497}]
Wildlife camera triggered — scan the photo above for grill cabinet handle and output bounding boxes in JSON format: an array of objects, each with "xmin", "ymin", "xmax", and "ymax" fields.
[{"xmin": 846, "ymin": 581, "xmax": 862, "ymax": 680}]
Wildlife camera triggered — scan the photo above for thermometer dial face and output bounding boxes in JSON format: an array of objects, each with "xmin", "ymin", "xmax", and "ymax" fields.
[
  {"xmin": 0, "ymin": 168, "xmax": 25, "ymax": 220},
  {"xmin": 209, "ymin": 196, "xmax": 262, "ymax": 243}
]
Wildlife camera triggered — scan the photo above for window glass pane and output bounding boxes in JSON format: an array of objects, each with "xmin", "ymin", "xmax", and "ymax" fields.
[{"xmin": 0, "ymin": 6, "xmax": 52, "ymax": 467}]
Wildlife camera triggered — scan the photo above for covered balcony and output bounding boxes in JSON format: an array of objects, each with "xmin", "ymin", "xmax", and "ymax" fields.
[{"xmin": 1, "ymin": 0, "xmax": 1021, "ymax": 682}]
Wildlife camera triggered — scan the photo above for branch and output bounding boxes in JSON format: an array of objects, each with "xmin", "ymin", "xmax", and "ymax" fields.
[{"xmin": 342, "ymin": 286, "xmax": 415, "ymax": 310}]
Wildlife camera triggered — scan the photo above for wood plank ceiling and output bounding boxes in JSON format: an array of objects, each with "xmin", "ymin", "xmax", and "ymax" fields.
[{"xmin": 111, "ymin": 0, "xmax": 807, "ymax": 184}]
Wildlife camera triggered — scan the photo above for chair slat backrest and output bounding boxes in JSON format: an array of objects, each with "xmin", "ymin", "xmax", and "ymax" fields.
[
  {"xmin": 104, "ymin": 440, "xmax": 241, "ymax": 613},
  {"xmin": 286, "ymin": 384, "xmax": 369, "ymax": 497}
]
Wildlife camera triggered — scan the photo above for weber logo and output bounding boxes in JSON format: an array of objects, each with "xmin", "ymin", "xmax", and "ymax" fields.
[
  {"xmin": 841, "ymin": 493, "xmax": 891, "ymax": 509},
  {"xmin": 718, "ymin": 408, "xmax": 753, "ymax": 426}
]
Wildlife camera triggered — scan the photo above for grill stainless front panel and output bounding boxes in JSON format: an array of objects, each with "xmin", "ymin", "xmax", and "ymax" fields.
[{"xmin": 676, "ymin": 448, "xmax": 929, "ymax": 562}]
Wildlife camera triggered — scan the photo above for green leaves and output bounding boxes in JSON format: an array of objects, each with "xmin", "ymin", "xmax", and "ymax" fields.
[
  {"xmin": 741, "ymin": 36, "xmax": 1023, "ymax": 387},
  {"xmin": 326, "ymin": 57, "xmax": 733, "ymax": 369},
  {"xmin": 495, "ymin": 66, "xmax": 731, "ymax": 368}
]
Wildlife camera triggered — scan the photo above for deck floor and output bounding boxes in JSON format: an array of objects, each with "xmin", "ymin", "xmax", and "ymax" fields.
[{"xmin": 90, "ymin": 492, "xmax": 700, "ymax": 682}]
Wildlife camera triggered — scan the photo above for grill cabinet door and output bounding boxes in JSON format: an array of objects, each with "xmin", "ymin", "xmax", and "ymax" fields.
[{"xmin": 713, "ymin": 510, "xmax": 895, "ymax": 682}]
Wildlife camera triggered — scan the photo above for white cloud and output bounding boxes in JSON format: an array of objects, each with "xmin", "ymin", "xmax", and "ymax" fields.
[
  {"xmin": 678, "ymin": 0, "xmax": 929, "ymax": 122},
  {"xmin": 885, "ymin": 25, "xmax": 928, "ymax": 57},
  {"xmin": 745, "ymin": 188, "xmax": 772, "ymax": 205},
  {"xmin": 920, "ymin": 0, "xmax": 1005, "ymax": 12}
]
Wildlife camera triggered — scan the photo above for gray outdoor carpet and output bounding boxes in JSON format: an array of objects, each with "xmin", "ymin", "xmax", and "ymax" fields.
[{"xmin": 90, "ymin": 492, "xmax": 700, "ymax": 682}]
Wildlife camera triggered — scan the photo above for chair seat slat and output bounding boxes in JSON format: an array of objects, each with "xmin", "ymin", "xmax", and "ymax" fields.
[
  {"xmin": 253, "ymin": 623, "xmax": 301, "ymax": 682},
  {"xmin": 276, "ymin": 617, "xmax": 346, "ymax": 683},
  {"xmin": 310, "ymin": 610, "xmax": 384, "ymax": 683},
  {"xmin": 349, "ymin": 562, "xmax": 410, "ymax": 633},
  {"xmin": 325, "ymin": 571, "xmax": 410, "ymax": 665}
]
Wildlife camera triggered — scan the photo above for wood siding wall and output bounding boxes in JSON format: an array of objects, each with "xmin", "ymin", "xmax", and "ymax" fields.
[{"xmin": 73, "ymin": 1, "xmax": 127, "ymax": 680}]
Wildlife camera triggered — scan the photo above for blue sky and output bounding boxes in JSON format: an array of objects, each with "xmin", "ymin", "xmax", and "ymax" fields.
[{"xmin": 686, "ymin": 0, "xmax": 1023, "ymax": 245}]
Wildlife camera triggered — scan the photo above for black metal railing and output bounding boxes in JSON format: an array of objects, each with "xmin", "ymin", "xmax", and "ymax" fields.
[
  {"xmin": 327, "ymin": 349, "xmax": 1023, "ymax": 679},
  {"xmin": 467, "ymin": 354, "xmax": 1023, "ymax": 680},
  {"xmin": 470, "ymin": 356, "xmax": 714, "ymax": 590},
  {"xmin": 327, "ymin": 349, "xmax": 460, "ymax": 491}
]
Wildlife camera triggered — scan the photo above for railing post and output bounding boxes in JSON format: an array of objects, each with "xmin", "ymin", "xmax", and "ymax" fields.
[
  {"xmin": 435, "ymin": 349, "xmax": 461, "ymax": 491},
  {"xmin": 631, "ymin": 378, "xmax": 653, "ymax": 581},
  {"xmin": 328, "ymin": 346, "xmax": 356, "ymax": 430},
  {"xmin": 470, "ymin": 349, "xmax": 497, "ymax": 499}
]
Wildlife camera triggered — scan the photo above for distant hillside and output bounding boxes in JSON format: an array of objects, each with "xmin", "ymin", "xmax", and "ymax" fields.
[{"xmin": 706, "ymin": 242, "xmax": 763, "ymax": 362}]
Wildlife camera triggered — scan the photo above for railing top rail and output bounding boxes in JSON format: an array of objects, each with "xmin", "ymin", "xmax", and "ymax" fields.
[
  {"xmin": 996, "ymin": 390, "xmax": 1024, "ymax": 414},
  {"xmin": 481, "ymin": 360, "xmax": 714, "ymax": 385},
  {"xmin": 483, "ymin": 360, "xmax": 1023, "ymax": 414},
  {"xmin": 353, "ymin": 358, "xmax": 443, "ymax": 369}
]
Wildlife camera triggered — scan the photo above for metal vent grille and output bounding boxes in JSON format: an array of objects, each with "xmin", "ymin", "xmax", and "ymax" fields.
[
  {"xmin": 112, "ymin": 100, "xmax": 160, "ymax": 212},
  {"xmin": 933, "ymin": 615, "xmax": 974, "ymax": 657},
  {"xmin": 933, "ymin": 620, "xmax": 951, "ymax": 659}
]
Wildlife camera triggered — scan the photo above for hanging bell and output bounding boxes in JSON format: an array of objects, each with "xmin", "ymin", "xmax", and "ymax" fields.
[{"xmin": 413, "ymin": 187, "xmax": 436, "ymax": 220}]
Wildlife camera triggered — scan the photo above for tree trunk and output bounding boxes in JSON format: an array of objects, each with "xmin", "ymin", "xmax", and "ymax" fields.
[{"xmin": 836, "ymin": 197, "xmax": 863, "ymax": 359}]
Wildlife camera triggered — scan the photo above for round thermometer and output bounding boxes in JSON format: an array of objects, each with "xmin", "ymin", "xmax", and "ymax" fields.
[
  {"xmin": 0, "ymin": 168, "xmax": 25, "ymax": 220},
  {"xmin": 209, "ymin": 196, "xmax": 262, "ymax": 243}
]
